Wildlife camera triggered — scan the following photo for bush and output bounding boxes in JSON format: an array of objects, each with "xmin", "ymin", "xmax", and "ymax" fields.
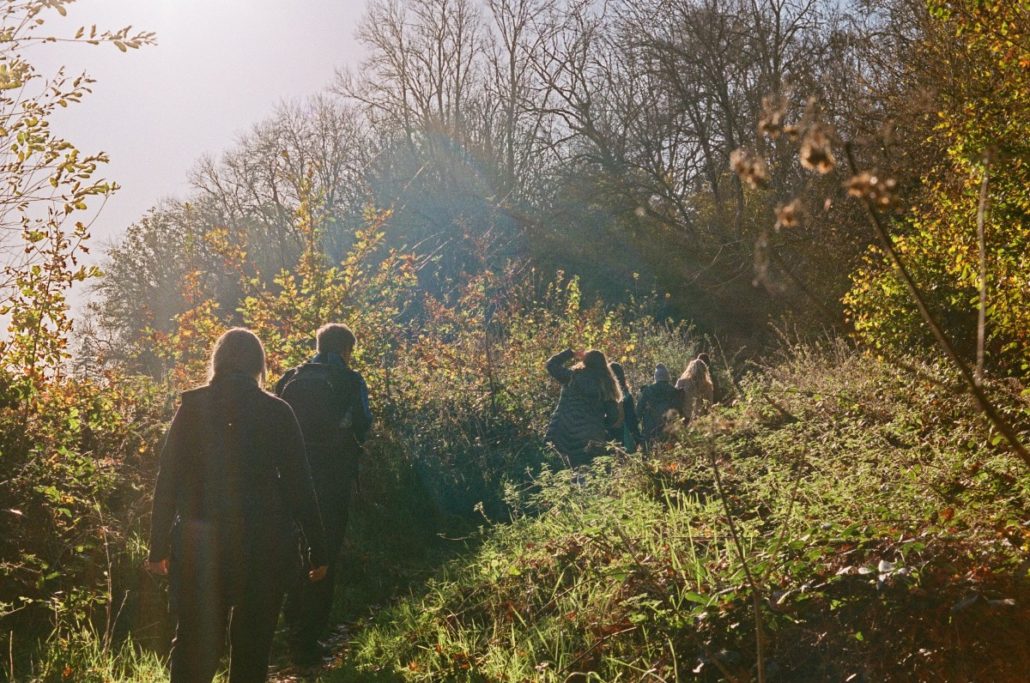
[{"xmin": 845, "ymin": 0, "xmax": 1030, "ymax": 379}]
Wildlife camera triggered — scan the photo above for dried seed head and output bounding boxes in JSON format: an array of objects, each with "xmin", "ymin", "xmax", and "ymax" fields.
[
  {"xmin": 846, "ymin": 171, "xmax": 874, "ymax": 197},
  {"xmin": 759, "ymin": 94, "xmax": 787, "ymax": 139},
  {"xmin": 800, "ymin": 125, "xmax": 835, "ymax": 174},
  {"xmin": 775, "ymin": 199, "xmax": 802, "ymax": 230},
  {"xmin": 730, "ymin": 148, "xmax": 768, "ymax": 189},
  {"xmin": 846, "ymin": 171, "xmax": 896, "ymax": 207}
]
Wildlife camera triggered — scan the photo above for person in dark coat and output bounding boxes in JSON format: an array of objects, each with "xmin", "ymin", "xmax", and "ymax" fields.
[
  {"xmin": 544, "ymin": 349, "xmax": 623, "ymax": 466},
  {"xmin": 147, "ymin": 328, "xmax": 328, "ymax": 683},
  {"xmin": 637, "ymin": 363, "xmax": 686, "ymax": 447},
  {"xmin": 276, "ymin": 323, "xmax": 373, "ymax": 667},
  {"xmin": 608, "ymin": 362, "xmax": 642, "ymax": 453}
]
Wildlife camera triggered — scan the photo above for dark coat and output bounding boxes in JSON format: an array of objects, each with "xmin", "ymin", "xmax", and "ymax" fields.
[
  {"xmin": 148, "ymin": 375, "xmax": 327, "ymax": 601},
  {"xmin": 274, "ymin": 353, "xmax": 373, "ymax": 446},
  {"xmin": 544, "ymin": 350, "xmax": 621, "ymax": 465},
  {"xmin": 638, "ymin": 380, "xmax": 685, "ymax": 443},
  {"xmin": 275, "ymin": 354, "xmax": 373, "ymax": 487},
  {"xmin": 608, "ymin": 389, "xmax": 642, "ymax": 452}
]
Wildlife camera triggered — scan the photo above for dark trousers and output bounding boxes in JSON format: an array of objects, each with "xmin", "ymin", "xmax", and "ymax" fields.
[
  {"xmin": 284, "ymin": 477, "xmax": 353, "ymax": 649},
  {"xmin": 168, "ymin": 531, "xmax": 287, "ymax": 683}
]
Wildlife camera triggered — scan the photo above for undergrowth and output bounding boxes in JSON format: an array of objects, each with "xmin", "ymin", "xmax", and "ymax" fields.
[
  {"xmin": 335, "ymin": 340, "xmax": 1030, "ymax": 682},
  {"xmin": 11, "ymin": 340, "xmax": 1028, "ymax": 682}
]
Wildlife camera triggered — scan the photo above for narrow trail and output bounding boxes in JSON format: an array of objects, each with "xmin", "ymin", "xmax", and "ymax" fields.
[{"xmin": 268, "ymin": 624, "xmax": 355, "ymax": 682}]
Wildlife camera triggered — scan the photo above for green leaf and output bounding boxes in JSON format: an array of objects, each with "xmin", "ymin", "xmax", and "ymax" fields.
[{"xmin": 682, "ymin": 591, "xmax": 709, "ymax": 605}]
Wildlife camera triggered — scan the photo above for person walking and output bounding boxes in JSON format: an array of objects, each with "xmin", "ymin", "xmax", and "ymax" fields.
[
  {"xmin": 676, "ymin": 352, "xmax": 715, "ymax": 422},
  {"xmin": 637, "ymin": 363, "xmax": 686, "ymax": 447},
  {"xmin": 147, "ymin": 328, "xmax": 328, "ymax": 683},
  {"xmin": 608, "ymin": 362, "xmax": 642, "ymax": 453},
  {"xmin": 276, "ymin": 323, "xmax": 373, "ymax": 667},
  {"xmin": 544, "ymin": 348, "xmax": 623, "ymax": 467}
]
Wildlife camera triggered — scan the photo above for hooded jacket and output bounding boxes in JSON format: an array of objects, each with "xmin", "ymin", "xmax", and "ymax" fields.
[{"xmin": 637, "ymin": 380, "xmax": 685, "ymax": 442}]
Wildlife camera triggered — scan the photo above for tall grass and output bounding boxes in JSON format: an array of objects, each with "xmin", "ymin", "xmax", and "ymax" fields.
[{"xmin": 336, "ymin": 340, "xmax": 1030, "ymax": 681}]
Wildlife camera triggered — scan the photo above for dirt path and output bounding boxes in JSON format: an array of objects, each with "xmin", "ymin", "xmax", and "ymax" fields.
[{"xmin": 267, "ymin": 624, "xmax": 354, "ymax": 682}]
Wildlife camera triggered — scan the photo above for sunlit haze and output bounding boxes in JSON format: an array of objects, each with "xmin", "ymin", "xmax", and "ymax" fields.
[{"xmin": 30, "ymin": 0, "xmax": 367, "ymax": 249}]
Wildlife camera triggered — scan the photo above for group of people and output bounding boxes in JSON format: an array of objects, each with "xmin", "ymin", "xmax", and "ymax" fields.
[
  {"xmin": 145, "ymin": 328, "xmax": 711, "ymax": 682},
  {"xmin": 544, "ymin": 348, "xmax": 714, "ymax": 465},
  {"xmin": 147, "ymin": 324, "xmax": 371, "ymax": 682}
]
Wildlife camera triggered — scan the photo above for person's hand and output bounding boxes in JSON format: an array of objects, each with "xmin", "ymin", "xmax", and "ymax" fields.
[
  {"xmin": 308, "ymin": 565, "xmax": 328, "ymax": 582},
  {"xmin": 147, "ymin": 558, "xmax": 169, "ymax": 576}
]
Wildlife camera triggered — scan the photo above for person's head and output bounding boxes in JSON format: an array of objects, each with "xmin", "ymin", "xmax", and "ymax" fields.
[
  {"xmin": 582, "ymin": 349, "xmax": 607, "ymax": 372},
  {"xmin": 209, "ymin": 328, "xmax": 266, "ymax": 384},
  {"xmin": 574, "ymin": 349, "xmax": 622, "ymax": 402},
  {"xmin": 697, "ymin": 352, "xmax": 711, "ymax": 367},
  {"xmin": 316, "ymin": 323, "xmax": 356, "ymax": 362},
  {"xmin": 654, "ymin": 363, "xmax": 671, "ymax": 384}
]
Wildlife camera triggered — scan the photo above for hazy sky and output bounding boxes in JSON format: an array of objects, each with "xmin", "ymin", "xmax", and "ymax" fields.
[{"xmin": 30, "ymin": 0, "xmax": 368, "ymax": 248}]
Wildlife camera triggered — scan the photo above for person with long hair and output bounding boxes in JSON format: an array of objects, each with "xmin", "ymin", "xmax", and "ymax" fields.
[
  {"xmin": 147, "ymin": 328, "xmax": 328, "ymax": 683},
  {"xmin": 676, "ymin": 352, "xmax": 715, "ymax": 422},
  {"xmin": 544, "ymin": 348, "xmax": 623, "ymax": 466},
  {"xmin": 608, "ymin": 362, "xmax": 642, "ymax": 453}
]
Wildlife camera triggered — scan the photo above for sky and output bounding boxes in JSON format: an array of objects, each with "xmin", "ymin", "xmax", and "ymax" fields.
[{"xmin": 29, "ymin": 0, "xmax": 368, "ymax": 250}]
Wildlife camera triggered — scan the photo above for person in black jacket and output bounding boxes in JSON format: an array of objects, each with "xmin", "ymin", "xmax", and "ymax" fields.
[
  {"xmin": 276, "ymin": 323, "xmax": 373, "ymax": 667},
  {"xmin": 637, "ymin": 363, "xmax": 686, "ymax": 447},
  {"xmin": 147, "ymin": 328, "xmax": 328, "ymax": 683},
  {"xmin": 608, "ymin": 362, "xmax": 642, "ymax": 452}
]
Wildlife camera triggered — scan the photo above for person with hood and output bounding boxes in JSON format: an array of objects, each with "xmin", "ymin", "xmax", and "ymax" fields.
[
  {"xmin": 544, "ymin": 348, "xmax": 623, "ymax": 466},
  {"xmin": 147, "ymin": 328, "xmax": 327, "ymax": 683},
  {"xmin": 608, "ymin": 362, "xmax": 642, "ymax": 453},
  {"xmin": 637, "ymin": 363, "xmax": 686, "ymax": 446}
]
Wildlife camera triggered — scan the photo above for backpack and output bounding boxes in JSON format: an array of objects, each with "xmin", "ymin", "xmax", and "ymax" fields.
[
  {"xmin": 641, "ymin": 382, "xmax": 683, "ymax": 440},
  {"xmin": 279, "ymin": 362, "xmax": 352, "ymax": 448}
]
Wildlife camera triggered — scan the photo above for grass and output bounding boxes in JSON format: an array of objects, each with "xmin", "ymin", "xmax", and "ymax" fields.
[
  {"xmin": 15, "ymin": 339, "xmax": 1030, "ymax": 681},
  {"xmin": 7, "ymin": 629, "xmax": 167, "ymax": 683},
  {"xmin": 331, "ymin": 340, "xmax": 1030, "ymax": 681}
]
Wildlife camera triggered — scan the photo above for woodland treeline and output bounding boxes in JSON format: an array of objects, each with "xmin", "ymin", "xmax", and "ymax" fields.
[
  {"xmin": 0, "ymin": 0, "xmax": 1027, "ymax": 679},
  {"xmin": 90, "ymin": 0, "xmax": 1026, "ymax": 374}
]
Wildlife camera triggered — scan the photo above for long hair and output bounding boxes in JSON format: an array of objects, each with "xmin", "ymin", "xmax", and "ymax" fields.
[
  {"xmin": 609, "ymin": 361, "xmax": 630, "ymax": 395},
  {"xmin": 208, "ymin": 328, "xmax": 266, "ymax": 385},
  {"xmin": 574, "ymin": 349, "xmax": 622, "ymax": 403},
  {"xmin": 676, "ymin": 352, "xmax": 714, "ymax": 420}
]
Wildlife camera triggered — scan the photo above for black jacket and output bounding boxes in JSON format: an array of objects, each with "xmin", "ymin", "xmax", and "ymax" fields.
[
  {"xmin": 544, "ymin": 349, "xmax": 621, "ymax": 463},
  {"xmin": 274, "ymin": 355, "xmax": 373, "ymax": 447},
  {"xmin": 148, "ymin": 375, "xmax": 327, "ymax": 579},
  {"xmin": 637, "ymin": 380, "xmax": 685, "ymax": 442}
]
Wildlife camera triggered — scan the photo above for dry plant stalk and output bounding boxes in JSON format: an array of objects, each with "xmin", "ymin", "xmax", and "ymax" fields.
[
  {"xmin": 842, "ymin": 143, "xmax": 1029, "ymax": 468},
  {"xmin": 975, "ymin": 158, "xmax": 990, "ymax": 384},
  {"xmin": 706, "ymin": 443, "xmax": 766, "ymax": 683}
]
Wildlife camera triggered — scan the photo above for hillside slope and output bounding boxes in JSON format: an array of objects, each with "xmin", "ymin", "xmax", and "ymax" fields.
[{"xmin": 335, "ymin": 342, "xmax": 1029, "ymax": 681}]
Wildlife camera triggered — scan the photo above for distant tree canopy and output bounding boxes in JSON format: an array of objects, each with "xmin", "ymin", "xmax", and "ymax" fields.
[{"xmin": 93, "ymin": 0, "xmax": 1029, "ymax": 380}]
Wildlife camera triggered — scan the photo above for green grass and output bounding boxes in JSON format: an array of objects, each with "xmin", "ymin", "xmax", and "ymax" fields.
[
  {"xmin": 332, "ymin": 341, "xmax": 1030, "ymax": 681},
  {"xmin": 17, "ymin": 341, "xmax": 1030, "ymax": 681},
  {"xmin": 8, "ymin": 628, "xmax": 167, "ymax": 683}
]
